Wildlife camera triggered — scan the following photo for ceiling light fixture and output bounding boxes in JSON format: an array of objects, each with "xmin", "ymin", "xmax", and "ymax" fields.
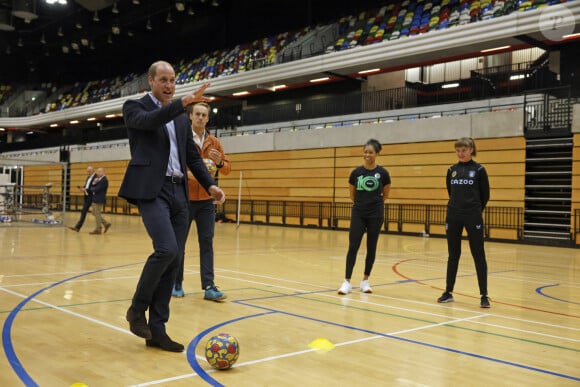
[
  {"xmin": 111, "ymin": 2, "xmax": 119, "ymax": 14},
  {"xmin": 187, "ymin": 7, "xmax": 195, "ymax": 15},
  {"xmin": 563, "ymin": 32, "xmax": 580, "ymax": 39},
  {"xmin": 93, "ymin": 11, "xmax": 100, "ymax": 22},
  {"xmin": 166, "ymin": 12, "xmax": 173, "ymax": 24},
  {"xmin": 441, "ymin": 82, "xmax": 460, "ymax": 89},
  {"xmin": 309, "ymin": 77, "xmax": 330, "ymax": 83},
  {"xmin": 358, "ymin": 68, "xmax": 380, "ymax": 75},
  {"xmin": 57, "ymin": 26, "xmax": 64, "ymax": 37},
  {"xmin": 40, "ymin": 33, "xmax": 46, "ymax": 44},
  {"xmin": 480, "ymin": 45, "xmax": 510, "ymax": 53},
  {"xmin": 232, "ymin": 91, "xmax": 249, "ymax": 96},
  {"xmin": 175, "ymin": 1, "xmax": 185, "ymax": 11},
  {"xmin": 145, "ymin": 18, "xmax": 152, "ymax": 31}
]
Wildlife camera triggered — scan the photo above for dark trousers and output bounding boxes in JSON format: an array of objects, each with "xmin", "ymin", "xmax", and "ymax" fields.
[
  {"xmin": 74, "ymin": 194, "xmax": 92, "ymax": 230},
  {"xmin": 445, "ymin": 211, "xmax": 488, "ymax": 296},
  {"xmin": 345, "ymin": 211, "xmax": 383, "ymax": 279},
  {"xmin": 132, "ymin": 182, "xmax": 188, "ymax": 336},
  {"xmin": 176, "ymin": 199, "xmax": 215, "ymax": 290}
]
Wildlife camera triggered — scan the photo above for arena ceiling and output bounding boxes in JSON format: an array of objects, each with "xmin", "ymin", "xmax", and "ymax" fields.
[{"xmin": 0, "ymin": 0, "xmax": 383, "ymax": 84}]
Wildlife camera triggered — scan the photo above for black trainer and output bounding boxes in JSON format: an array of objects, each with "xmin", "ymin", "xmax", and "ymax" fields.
[
  {"xmin": 437, "ymin": 292, "xmax": 454, "ymax": 303},
  {"xmin": 126, "ymin": 306, "xmax": 152, "ymax": 339},
  {"xmin": 146, "ymin": 334, "xmax": 184, "ymax": 352},
  {"xmin": 480, "ymin": 295, "xmax": 491, "ymax": 308}
]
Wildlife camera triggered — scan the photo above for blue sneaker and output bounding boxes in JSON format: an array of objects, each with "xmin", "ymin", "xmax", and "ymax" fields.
[
  {"xmin": 204, "ymin": 285, "xmax": 226, "ymax": 301},
  {"xmin": 172, "ymin": 284, "xmax": 184, "ymax": 298}
]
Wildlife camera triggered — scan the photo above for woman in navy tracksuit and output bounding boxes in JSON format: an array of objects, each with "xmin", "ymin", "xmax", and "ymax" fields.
[
  {"xmin": 338, "ymin": 139, "xmax": 391, "ymax": 295},
  {"xmin": 437, "ymin": 137, "xmax": 490, "ymax": 308}
]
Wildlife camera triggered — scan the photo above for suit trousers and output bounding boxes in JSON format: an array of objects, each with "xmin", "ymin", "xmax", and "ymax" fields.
[
  {"xmin": 92, "ymin": 203, "xmax": 107, "ymax": 230},
  {"xmin": 132, "ymin": 181, "xmax": 189, "ymax": 336},
  {"xmin": 176, "ymin": 199, "xmax": 216, "ymax": 289},
  {"xmin": 75, "ymin": 194, "xmax": 92, "ymax": 229}
]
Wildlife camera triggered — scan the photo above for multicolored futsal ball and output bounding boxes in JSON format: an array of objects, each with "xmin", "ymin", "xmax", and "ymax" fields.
[{"xmin": 205, "ymin": 333, "xmax": 240, "ymax": 370}]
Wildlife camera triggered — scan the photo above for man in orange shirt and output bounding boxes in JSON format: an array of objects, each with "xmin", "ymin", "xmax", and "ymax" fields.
[{"xmin": 173, "ymin": 102, "xmax": 231, "ymax": 300}]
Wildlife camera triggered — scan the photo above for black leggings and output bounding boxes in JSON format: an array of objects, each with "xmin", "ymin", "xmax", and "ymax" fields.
[
  {"xmin": 445, "ymin": 211, "xmax": 488, "ymax": 296},
  {"xmin": 345, "ymin": 213, "xmax": 383, "ymax": 279}
]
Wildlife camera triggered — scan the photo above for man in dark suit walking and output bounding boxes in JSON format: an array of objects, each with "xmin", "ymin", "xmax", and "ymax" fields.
[
  {"xmin": 119, "ymin": 60, "xmax": 225, "ymax": 353},
  {"xmin": 68, "ymin": 165, "xmax": 96, "ymax": 232},
  {"xmin": 89, "ymin": 167, "xmax": 111, "ymax": 235}
]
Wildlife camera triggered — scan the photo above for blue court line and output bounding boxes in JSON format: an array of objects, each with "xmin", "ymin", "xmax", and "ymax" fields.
[
  {"xmin": 187, "ymin": 294, "xmax": 577, "ymax": 384},
  {"xmin": 536, "ymin": 284, "xmax": 580, "ymax": 305},
  {"xmin": 238, "ymin": 298, "xmax": 580, "ymax": 382},
  {"xmin": 186, "ymin": 311, "xmax": 276, "ymax": 387},
  {"xmin": 2, "ymin": 263, "xmax": 140, "ymax": 387}
]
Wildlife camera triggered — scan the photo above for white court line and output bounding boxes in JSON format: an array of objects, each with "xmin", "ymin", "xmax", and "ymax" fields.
[
  {"xmin": 0, "ymin": 286, "xmax": 209, "ymax": 368},
  {"xmin": 488, "ymin": 272, "xmax": 580, "ymax": 287},
  {"xmin": 2, "ymin": 267, "xmax": 578, "ymax": 386},
  {"xmin": 3, "ymin": 263, "xmax": 578, "ymax": 335},
  {"xmin": 1, "ymin": 286, "xmax": 131, "ymax": 336},
  {"xmin": 132, "ymin": 314, "xmax": 489, "ymax": 386},
  {"xmin": 214, "ymin": 268, "xmax": 580, "ymax": 334},
  {"xmin": 1, "ymin": 275, "xmax": 140, "ymax": 289},
  {"xmin": 466, "ymin": 319, "xmax": 580, "ymax": 342}
]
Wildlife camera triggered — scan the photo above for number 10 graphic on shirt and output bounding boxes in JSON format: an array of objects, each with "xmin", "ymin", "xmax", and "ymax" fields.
[{"xmin": 356, "ymin": 174, "xmax": 380, "ymax": 191}]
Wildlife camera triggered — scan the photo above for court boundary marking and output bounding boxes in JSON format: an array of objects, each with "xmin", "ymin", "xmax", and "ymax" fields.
[
  {"xmin": 1, "ymin": 263, "xmax": 141, "ymax": 387},
  {"xmin": 392, "ymin": 259, "xmax": 580, "ymax": 318},
  {"xmin": 2, "ymin": 263, "xmax": 579, "ymax": 386}
]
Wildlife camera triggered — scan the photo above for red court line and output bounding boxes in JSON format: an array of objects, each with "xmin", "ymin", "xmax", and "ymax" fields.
[{"xmin": 392, "ymin": 259, "xmax": 580, "ymax": 318}]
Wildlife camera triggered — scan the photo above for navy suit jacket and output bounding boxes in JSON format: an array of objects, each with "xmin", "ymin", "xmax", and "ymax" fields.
[
  {"xmin": 118, "ymin": 94, "xmax": 216, "ymax": 204},
  {"xmin": 90, "ymin": 176, "xmax": 108, "ymax": 204}
]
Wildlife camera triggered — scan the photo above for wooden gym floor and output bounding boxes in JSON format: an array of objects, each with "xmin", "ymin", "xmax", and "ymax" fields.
[{"xmin": 1, "ymin": 214, "xmax": 579, "ymax": 386}]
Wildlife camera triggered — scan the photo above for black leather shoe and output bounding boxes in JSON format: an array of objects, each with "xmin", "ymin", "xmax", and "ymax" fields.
[
  {"xmin": 126, "ymin": 306, "xmax": 152, "ymax": 339},
  {"xmin": 146, "ymin": 334, "xmax": 184, "ymax": 352}
]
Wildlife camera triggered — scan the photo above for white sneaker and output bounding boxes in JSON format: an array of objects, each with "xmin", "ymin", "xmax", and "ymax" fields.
[
  {"xmin": 338, "ymin": 280, "xmax": 352, "ymax": 295},
  {"xmin": 360, "ymin": 280, "xmax": 373, "ymax": 293}
]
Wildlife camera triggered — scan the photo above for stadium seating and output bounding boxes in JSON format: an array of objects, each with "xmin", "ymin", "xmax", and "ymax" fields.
[{"xmin": 0, "ymin": 0, "xmax": 573, "ymax": 116}]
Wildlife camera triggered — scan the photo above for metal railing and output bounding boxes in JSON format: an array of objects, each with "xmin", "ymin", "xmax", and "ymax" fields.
[
  {"xmin": 63, "ymin": 196, "xmax": 567, "ymax": 245},
  {"xmin": 217, "ymin": 200, "xmax": 524, "ymax": 241}
]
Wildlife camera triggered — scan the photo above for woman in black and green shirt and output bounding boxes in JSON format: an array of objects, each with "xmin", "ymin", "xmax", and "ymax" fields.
[{"xmin": 338, "ymin": 139, "xmax": 391, "ymax": 295}]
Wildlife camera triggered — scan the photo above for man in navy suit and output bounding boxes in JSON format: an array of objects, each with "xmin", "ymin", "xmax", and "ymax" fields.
[
  {"xmin": 119, "ymin": 60, "xmax": 225, "ymax": 352},
  {"xmin": 68, "ymin": 165, "xmax": 95, "ymax": 232},
  {"xmin": 88, "ymin": 167, "xmax": 111, "ymax": 235}
]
